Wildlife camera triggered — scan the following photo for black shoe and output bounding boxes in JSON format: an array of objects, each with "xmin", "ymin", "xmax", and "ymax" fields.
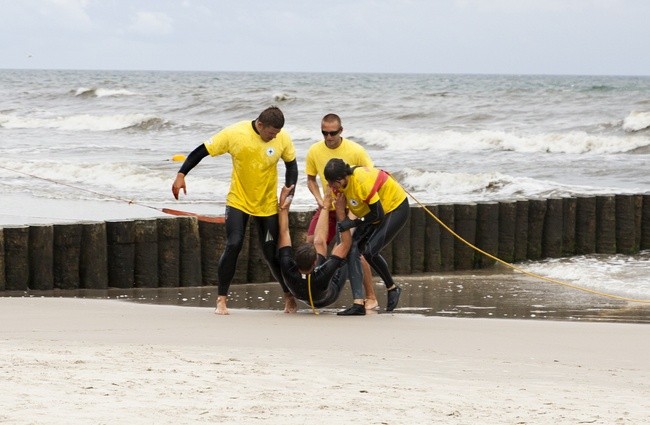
[
  {"xmin": 337, "ymin": 303, "xmax": 366, "ymax": 316},
  {"xmin": 386, "ymin": 286, "xmax": 401, "ymax": 312}
]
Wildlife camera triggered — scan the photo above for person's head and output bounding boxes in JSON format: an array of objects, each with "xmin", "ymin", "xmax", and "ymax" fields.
[
  {"xmin": 321, "ymin": 113, "xmax": 343, "ymax": 148},
  {"xmin": 295, "ymin": 242, "xmax": 317, "ymax": 273},
  {"xmin": 324, "ymin": 158, "xmax": 352, "ymax": 192},
  {"xmin": 256, "ymin": 106, "xmax": 284, "ymax": 142}
]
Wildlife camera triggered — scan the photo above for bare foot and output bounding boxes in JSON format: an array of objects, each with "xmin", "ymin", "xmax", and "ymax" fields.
[
  {"xmin": 364, "ymin": 298, "xmax": 379, "ymax": 311},
  {"xmin": 284, "ymin": 293, "xmax": 297, "ymax": 313},
  {"xmin": 214, "ymin": 295, "xmax": 229, "ymax": 315}
]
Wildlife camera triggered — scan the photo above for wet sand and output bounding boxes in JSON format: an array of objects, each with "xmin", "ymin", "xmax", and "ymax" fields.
[{"xmin": 4, "ymin": 266, "xmax": 649, "ymax": 323}]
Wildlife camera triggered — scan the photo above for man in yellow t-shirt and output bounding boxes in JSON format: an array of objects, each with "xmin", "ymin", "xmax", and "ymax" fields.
[
  {"xmin": 304, "ymin": 113, "xmax": 378, "ymax": 316},
  {"xmin": 324, "ymin": 159, "xmax": 410, "ymax": 312},
  {"xmin": 172, "ymin": 106, "xmax": 298, "ymax": 315}
]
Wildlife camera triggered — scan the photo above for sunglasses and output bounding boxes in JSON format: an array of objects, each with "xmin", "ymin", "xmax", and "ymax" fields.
[{"xmin": 321, "ymin": 128, "xmax": 342, "ymax": 137}]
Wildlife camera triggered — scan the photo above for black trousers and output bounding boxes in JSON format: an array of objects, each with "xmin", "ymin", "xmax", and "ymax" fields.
[
  {"xmin": 355, "ymin": 198, "xmax": 410, "ymax": 289},
  {"xmin": 217, "ymin": 206, "xmax": 287, "ymax": 296}
]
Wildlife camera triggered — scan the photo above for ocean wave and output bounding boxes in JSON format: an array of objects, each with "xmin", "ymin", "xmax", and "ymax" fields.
[
  {"xmin": 622, "ymin": 111, "xmax": 650, "ymax": 132},
  {"xmin": 73, "ymin": 87, "xmax": 138, "ymax": 98},
  {"xmin": 354, "ymin": 128, "xmax": 650, "ymax": 155},
  {"xmin": 0, "ymin": 112, "xmax": 168, "ymax": 132}
]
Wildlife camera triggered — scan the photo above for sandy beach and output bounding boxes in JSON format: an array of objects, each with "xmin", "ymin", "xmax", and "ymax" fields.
[{"xmin": 1, "ymin": 296, "xmax": 648, "ymax": 424}]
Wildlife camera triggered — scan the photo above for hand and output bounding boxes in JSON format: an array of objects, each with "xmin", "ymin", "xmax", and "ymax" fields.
[
  {"xmin": 172, "ymin": 173, "xmax": 186, "ymax": 200},
  {"xmin": 337, "ymin": 217, "xmax": 359, "ymax": 233},
  {"xmin": 322, "ymin": 189, "xmax": 332, "ymax": 210},
  {"xmin": 279, "ymin": 184, "xmax": 295, "ymax": 210},
  {"xmin": 334, "ymin": 192, "xmax": 346, "ymax": 211}
]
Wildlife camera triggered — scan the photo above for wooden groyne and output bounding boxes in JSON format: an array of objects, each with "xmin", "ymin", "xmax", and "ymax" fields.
[{"xmin": 1, "ymin": 194, "xmax": 649, "ymax": 291}]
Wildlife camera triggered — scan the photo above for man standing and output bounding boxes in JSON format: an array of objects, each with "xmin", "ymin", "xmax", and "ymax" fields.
[
  {"xmin": 172, "ymin": 106, "xmax": 298, "ymax": 315},
  {"xmin": 304, "ymin": 113, "xmax": 377, "ymax": 315}
]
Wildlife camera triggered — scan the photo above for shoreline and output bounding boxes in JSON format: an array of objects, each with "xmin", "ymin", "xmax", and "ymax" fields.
[
  {"xmin": 3, "ymin": 267, "xmax": 649, "ymax": 324},
  {"xmin": 1, "ymin": 296, "xmax": 648, "ymax": 424}
]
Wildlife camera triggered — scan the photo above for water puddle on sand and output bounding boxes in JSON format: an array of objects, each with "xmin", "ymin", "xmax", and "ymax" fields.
[{"xmin": 3, "ymin": 270, "xmax": 649, "ymax": 323}]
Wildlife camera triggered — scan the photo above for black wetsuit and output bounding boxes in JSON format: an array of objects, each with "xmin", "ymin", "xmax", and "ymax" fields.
[
  {"xmin": 355, "ymin": 197, "xmax": 410, "ymax": 289},
  {"xmin": 279, "ymin": 247, "xmax": 347, "ymax": 308}
]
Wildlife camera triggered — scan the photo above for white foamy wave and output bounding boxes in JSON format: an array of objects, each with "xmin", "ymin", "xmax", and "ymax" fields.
[
  {"xmin": 354, "ymin": 129, "xmax": 650, "ymax": 155},
  {"xmin": 74, "ymin": 87, "xmax": 138, "ymax": 97},
  {"xmin": 523, "ymin": 252, "xmax": 650, "ymax": 299},
  {"xmin": 0, "ymin": 113, "xmax": 166, "ymax": 131},
  {"xmin": 4, "ymin": 161, "xmax": 231, "ymax": 203},
  {"xmin": 395, "ymin": 168, "xmax": 627, "ymax": 203},
  {"xmin": 622, "ymin": 111, "xmax": 650, "ymax": 132}
]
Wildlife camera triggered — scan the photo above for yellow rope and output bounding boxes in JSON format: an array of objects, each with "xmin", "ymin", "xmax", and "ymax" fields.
[
  {"xmin": 402, "ymin": 187, "xmax": 650, "ymax": 304},
  {"xmin": 307, "ymin": 274, "xmax": 319, "ymax": 315}
]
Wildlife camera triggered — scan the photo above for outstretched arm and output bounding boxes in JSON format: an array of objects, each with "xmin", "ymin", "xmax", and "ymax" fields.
[
  {"xmin": 312, "ymin": 190, "xmax": 332, "ymax": 257},
  {"xmin": 172, "ymin": 144, "xmax": 209, "ymax": 200},
  {"xmin": 277, "ymin": 184, "xmax": 295, "ymax": 249},
  {"xmin": 331, "ymin": 193, "xmax": 352, "ymax": 258},
  {"xmin": 306, "ymin": 174, "xmax": 325, "ymax": 209}
]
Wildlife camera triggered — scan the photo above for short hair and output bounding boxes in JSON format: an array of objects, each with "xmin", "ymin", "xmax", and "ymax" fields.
[
  {"xmin": 324, "ymin": 158, "xmax": 351, "ymax": 182},
  {"xmin": 257, "ymin": 106, "xmax": 285, "ymax": 129},
  {"xmin": 295, "ymin": 242, "xmax": 317, "ymax": 271},
  {"xmin": 321, "ymin": 113, "xmax": 341, "ymax": 126}
]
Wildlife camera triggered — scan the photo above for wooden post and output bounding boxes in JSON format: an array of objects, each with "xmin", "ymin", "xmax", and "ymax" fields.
[
  {"xmin": 28, "ymin": 225, "xmax": 54, "ymax": 290},
  {"xmin": 453, "ymin": 203, "xmax": 476, "ymax": 270},
  {"xmin": 0, "ymin": 228, "xmax": 4, "ymax": 291},
  {"xmin": 562, "ymin": 197, "xmax": 577, "ymax": 257},
  {"xmin": 80, "ymin": 221, "xmax": 108, "ymax": 289},
  {"xmin": 409, "ymin": 206, "xmax": 426, "ymax": 273},
  {"xmin": 53, "ymin": 223, "xmax": 82, "ymax": 290},
  {"xmin": 157, "ymin": 217, "xmax": 179, "ymax": 288},
  {"xmin": 106, "ymin": 220, "xmax": 136, "ymax": 288},
  {"xmin": 178, "ymin": 216, "xmax": 202, "ymax": 287},
  {"xmin": 575, "ymin": 196, "xmax": 596, "ymax": 255},
  {"xmin": 438, "ymin": 204, "xmax": 455, "ymax": 271},
  {"xmin": 542, "ymin": 197, "xmax": 563, "ymax": 258},
  {"xmin": 475, "ymin": 202, "xmax": 499, "ymax": 268},
  {"xmin": 392, "ymin": 207, "xmax": 412, "ymax": 275},
  {"xmin": 513, "ymin": 200, "xmax": 529, "ymax": 262},
  {"xmin": 642, "ymin": 194, "xmax": 650, "ymax": 250},
  {"xmin": 497, "ymin": 200, "xmax": 516, "ymax": 264},
  {"xmin": 4, "ymin": 226, "xmax": 30, "ymax": 291},
  {"xmin": 199, "ymin": 220, "xmax": 222, "ymax": 286},
  {"xmin": 134, "ymin": 219, "xmax": 159, "ymax": 288},
  {"xmin": 596, "ymin": 195, "xmax": 616, "ymax": 254},
  {"xmin": 527, "ymin": 199, "xmax": 547, "ymax": 261},
  {"xmin": 423, "ymin": 204, "xmax": 441, "ymax": 272},
  {"xmin": 615, "ymin": 194, "xmax": 637, "ymax": 255}
]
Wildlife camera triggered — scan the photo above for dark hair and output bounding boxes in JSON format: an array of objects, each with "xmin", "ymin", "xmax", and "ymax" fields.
[
  {"xmin": 257, "ymin": 106, "xmax": 285, "ymax": 129},
  {"xmin": 321, "ymin": 113, "xmax": 341, "ymax": 126},
  {"xmin": 295, "ymin": 243, "xmax": 317, "ymax": 271},
  {"xmin": 324, "ymin": 158, "xmax": 352, "ymax": 182}
]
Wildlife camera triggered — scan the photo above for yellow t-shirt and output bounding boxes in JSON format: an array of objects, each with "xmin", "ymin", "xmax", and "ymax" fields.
[
  {"xmin": 204, "ymin": 120, "xmax": 296, "ymax": 216},
  {"xmin": 305, "ymin": 138, "xmax": 373, "ymax": 209},
  {"xmin": 342, "ymin": 166, "xmax": 407, "ymax": 218}
]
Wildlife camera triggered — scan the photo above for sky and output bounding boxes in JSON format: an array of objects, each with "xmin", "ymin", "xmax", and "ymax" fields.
[{"xmin": 1, "ymin": 0, "xmax": 649, "ymax": 76}]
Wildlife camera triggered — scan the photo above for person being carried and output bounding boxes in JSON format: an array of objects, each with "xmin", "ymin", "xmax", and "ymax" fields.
[
  {"xmin": 172, "ymin": 106, "xmax": 298, "ymax": 315},
  {"xmin": 278, "ymin": 185, "xmax": 365, "ymax": 314},
  {"xmin": 304, "ymin": 113, "xmax": 378, "ymax": 314},
  {"xmin": 324, "ymin": 158, "xmax": 410, "ymax": 312}
]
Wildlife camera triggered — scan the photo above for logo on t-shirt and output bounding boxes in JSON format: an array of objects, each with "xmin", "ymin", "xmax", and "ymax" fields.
[
  {"xmin": 349, "ymin": 199, "xmax": 359, "ymax": 207},
  {"xmin": 266, "ymin": 147, "xmax": 275, "ymax": 156}
]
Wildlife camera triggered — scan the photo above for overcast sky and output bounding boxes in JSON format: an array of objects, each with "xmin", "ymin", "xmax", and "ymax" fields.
[{"xmin": 1, "ymin": 0, "xmax": 648, "ymax": 76}]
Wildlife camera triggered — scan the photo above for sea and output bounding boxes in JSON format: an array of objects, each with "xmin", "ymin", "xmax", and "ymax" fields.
[{"xmin": 1, "ymin": 69, "xmax": 649, "ymax": 302}]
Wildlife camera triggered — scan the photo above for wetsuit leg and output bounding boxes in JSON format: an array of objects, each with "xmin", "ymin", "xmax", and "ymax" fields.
[
  {"xmin": 360, "ymin": 199, "xmax": 410, "ymax": 288},
  {"xmin": 217, "ymin": 206, "xmax": 249, "ymax": 296},
  {"xmin": 255, "ymin": 214, "xmax": 289, "ymax": 293},
  {"xmin": 346, "ymin": 240, "xmax": 366, "ymax": 299}
]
